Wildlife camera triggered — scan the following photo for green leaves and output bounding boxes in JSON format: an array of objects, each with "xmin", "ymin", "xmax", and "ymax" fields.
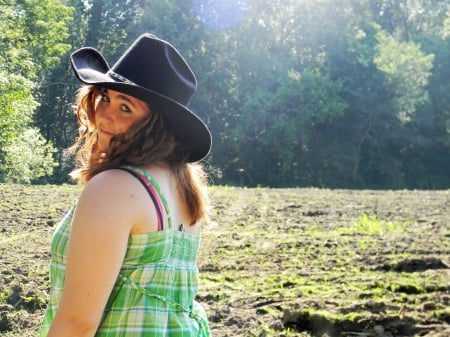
[
  {"xmin": 374, "ymin": 31, "xmax": 434, "ymax": 122},
  {"xmin": 2, "ymin": 0, "xmax": 449, "ymax": 187},
  {"xmin": 0, "ymin": 73, "xmax": 36, "ymax": 142},
  {"xmin": 0, "ymin": 0, "xmax": 71, "ymax": 183},
  {"xmin": 0, "ymin": 71, "xmax": 57, "ymax": 183},
  {"xmin": 1, "ymin": 128, "xmax": 57, "ymax": 183}
]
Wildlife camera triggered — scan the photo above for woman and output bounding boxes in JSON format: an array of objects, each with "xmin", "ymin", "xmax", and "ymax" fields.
[{"xmin": 40, "ymin": 34, "xmax": 212, "ymax": 337}]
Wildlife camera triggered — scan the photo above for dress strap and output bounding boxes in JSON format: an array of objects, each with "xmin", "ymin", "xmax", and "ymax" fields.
[
  {"xmin": 117, "ymin": 166, "xmax": 164, "ymax": 231},
  {"xmin": 120, "ymin": 165, "xmax": 173, "ymax": 229}
]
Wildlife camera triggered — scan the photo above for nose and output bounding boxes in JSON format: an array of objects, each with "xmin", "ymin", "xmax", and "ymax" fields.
[{"xmin": 96, "ymin": 102, "xmax": 115, "ymax": 123}]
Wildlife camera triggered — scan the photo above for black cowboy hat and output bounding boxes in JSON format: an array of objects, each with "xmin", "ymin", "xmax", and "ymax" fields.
[{"xmin": 70, "ymin": 33, "xmax": 211, "ymax": 162}]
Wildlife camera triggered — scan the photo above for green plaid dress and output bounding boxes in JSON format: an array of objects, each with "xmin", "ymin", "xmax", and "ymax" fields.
[{"xmin": 40, "ymin": 168, "xmax": 211, "ymax": 336}]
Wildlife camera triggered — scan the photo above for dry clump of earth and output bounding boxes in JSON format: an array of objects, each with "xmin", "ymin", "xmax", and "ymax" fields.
[{"xmin": 0, "ymin": 184, "xmax": 449, "ymax": 337}]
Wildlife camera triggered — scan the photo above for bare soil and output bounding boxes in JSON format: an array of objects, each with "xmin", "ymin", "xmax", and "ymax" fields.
[{"xmin": 0, "ymin": 185, "xmax": 449, "ymax": 336}]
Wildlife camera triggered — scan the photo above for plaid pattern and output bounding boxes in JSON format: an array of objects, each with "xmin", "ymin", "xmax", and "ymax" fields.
[
  {"xmin": 40, "ymin": 205, "xmax": 75, "ymax": 337},
  {"xmin": 40, "ymin": 168, "xmax": 211, "ymax": 336}
]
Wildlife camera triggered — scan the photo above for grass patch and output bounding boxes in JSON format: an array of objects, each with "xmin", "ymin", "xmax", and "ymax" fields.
[{"xmin": 345, "ymin": 214, "xmax": 411, "ymax": 236}]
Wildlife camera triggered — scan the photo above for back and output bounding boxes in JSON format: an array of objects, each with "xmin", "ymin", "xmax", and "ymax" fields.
[{"xmin": 97, "ymin": 167, "xmax": 210, "ymax": 336}]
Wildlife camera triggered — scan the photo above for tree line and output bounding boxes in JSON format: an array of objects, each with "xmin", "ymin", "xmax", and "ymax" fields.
[{"xmin": 1, "ymin": 0, "xmax": 449, "ymax": 188}]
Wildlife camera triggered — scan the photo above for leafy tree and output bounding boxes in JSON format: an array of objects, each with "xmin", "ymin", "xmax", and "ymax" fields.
[
  {"xmin": 24, "ymin": 0, "xmax": 450, "ymax": 188},
  {"xmin": 0, "ymin": 70, "xmax": 57, "ymax": 183},
  {"xmin": 374, "ymin": 30, "xmax": 434, "ymax": 122},
  {"xmin": 2, "ymin": 128, "xmax": 57, "ymax": 183},
  {"xmin": 35, "ymin": 0, "xmax": 144, "ymax": 182},
  {"xmin": 232, "ymin": 70, "xmax": 347, "ymax": 186},
  {"xmin": 0, "ymin": 0, "xmax": 72, "ymax": 183}
]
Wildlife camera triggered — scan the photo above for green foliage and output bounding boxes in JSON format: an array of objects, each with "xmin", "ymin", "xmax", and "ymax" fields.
[
  {"xmin": 1, "ymin": 0, "xmax": 73, "ymax": 78},
  {"xmin": 18, "ymin": 0, "xmax": 72, "ymax": 69},
  {"xmin": 0, "ymin": 72, "xmax": 57, "ymax": 183},
  {"xmin": 350, "ymin": 214, "xmax": 410, "ymax": 235},
  {"xmin": 374, "ymin": 30, "xmax": 434, "ymax": 122},
  {"xmin": 0, "ymin": 73, "xmax": 35, "ymax": 140},
  {"xmin": 4, "ymin": 0, "xmax": 450, "ymax": 187},
  {"xmin": 269, "ymin": 70, "xmax": 347, "ymax": 141},
  {"xmin": 0, "ymin": 0, "xmax": 71, "ymax": 183},
  {"xmin": 1, "ymin": 128, "xmax": 57, "ymax": 183},
  {"xmin": 230, "ymin": 69, "xmax": 347, "ymax": 186}
]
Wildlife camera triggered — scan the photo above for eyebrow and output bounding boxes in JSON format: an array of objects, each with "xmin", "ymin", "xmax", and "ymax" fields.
[
  {"xmin": 117, "ymin": 94, "xmax": 137, "ymax": 108},
  {"xmin": 104, "ymin": 89, "xmax": 138, "ymax": 109}
]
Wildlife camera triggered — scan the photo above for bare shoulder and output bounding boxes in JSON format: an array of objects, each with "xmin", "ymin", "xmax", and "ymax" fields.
[{"xmin": 78, "ymin": 169, "xmax": 142, "ymax": 212}]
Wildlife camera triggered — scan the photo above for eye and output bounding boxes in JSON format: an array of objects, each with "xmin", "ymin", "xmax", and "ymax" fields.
[
  {"xmin": 100, "ymin": 92, "xmax": 110, "ymax": 103},
  {"xmin": 120, "ymin": 104, "xmax": 132, "ymax": 113}
]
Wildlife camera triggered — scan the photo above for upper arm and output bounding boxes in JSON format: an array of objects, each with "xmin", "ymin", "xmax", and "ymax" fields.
[{"xmin": 49, "ymin": 170, "xmax": 140, "ymax": 334}]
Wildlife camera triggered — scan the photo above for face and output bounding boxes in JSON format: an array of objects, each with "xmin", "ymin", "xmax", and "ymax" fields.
[{"xmin": 95, "ymin": 88, "xmax": 150, "ymax": 151}]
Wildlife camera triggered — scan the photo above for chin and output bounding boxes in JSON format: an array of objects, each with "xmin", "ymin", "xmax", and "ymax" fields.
[
  {"xmin": 97, "ymin": 138, "xmax": 111, "ymax": 152},
  {"xmin": 97, "ymin": 142, "xmax": 109, "ymax": 152}
]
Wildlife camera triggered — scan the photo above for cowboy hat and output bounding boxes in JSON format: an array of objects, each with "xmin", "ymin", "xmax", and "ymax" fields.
[{"xmin": 70, "ymin": 33, "xmax": 211, "ymax": 162}]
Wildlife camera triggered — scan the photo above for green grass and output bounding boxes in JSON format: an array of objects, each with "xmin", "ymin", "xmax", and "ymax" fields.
[{"xmin": 352, "ymin": 214, "xmax": 411, "ymax": 235}]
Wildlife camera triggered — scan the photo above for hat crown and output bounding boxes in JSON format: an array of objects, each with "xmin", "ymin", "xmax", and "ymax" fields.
[
  {"xmin": 70, "ymin": 33, "xmax": 211, "ymax": 162},
  {"xmin": 110, "ymin": 34, "xmax": 196, "ymax": 106}
]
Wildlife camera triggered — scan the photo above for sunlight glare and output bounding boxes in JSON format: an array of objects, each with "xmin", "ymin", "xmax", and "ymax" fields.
[{"xmin": 193, "ymin": 0, "xmax": 248, "ymax": 30}]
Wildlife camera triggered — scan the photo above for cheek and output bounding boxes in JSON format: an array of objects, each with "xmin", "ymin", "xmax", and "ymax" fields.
[
  {"xmin": 117, "ymin": 119, "xmax": 136, "ymax": 133},
  {"xmin": 94, "ymin": 103, "xmax": 105, "ymax": 121}
]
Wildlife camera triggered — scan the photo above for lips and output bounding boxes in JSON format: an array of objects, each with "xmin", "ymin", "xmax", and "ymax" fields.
[
  {"xmin": 97, "ymin": 128, "xmax": 115, "ymax": 151},
  {"xmin": 99, "ymin": 128, "xmax": 115, "ymax": 136}
]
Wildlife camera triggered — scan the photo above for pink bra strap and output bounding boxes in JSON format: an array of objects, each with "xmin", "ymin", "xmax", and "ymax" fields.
[
  {"xmin": 133, "ymin": 171, "xmax": 165, "ymax": 231},
  {"xmin": 117, "ymin": 167, "xmax": 164, "ymax": 231}
]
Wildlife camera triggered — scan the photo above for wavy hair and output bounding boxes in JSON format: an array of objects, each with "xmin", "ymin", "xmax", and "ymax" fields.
[{"xmin": 69, "ymin": 85, "xmax": 209, "ymax": 224}]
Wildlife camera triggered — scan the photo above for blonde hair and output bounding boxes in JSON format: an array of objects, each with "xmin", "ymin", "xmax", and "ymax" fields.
[{"xmin": 69, "ymin": 85, "xmax": 209, "ymax": 224}]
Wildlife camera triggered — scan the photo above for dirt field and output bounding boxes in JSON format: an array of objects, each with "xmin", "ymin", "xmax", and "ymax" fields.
[{"xmin": 0, "ymin": 184, "xmax": 449, "ymax": 336}]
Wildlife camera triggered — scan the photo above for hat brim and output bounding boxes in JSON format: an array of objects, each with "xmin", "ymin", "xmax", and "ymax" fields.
[{"xmin": 70, "ymin": 48, "xmax": 211, "ymax": 162}]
